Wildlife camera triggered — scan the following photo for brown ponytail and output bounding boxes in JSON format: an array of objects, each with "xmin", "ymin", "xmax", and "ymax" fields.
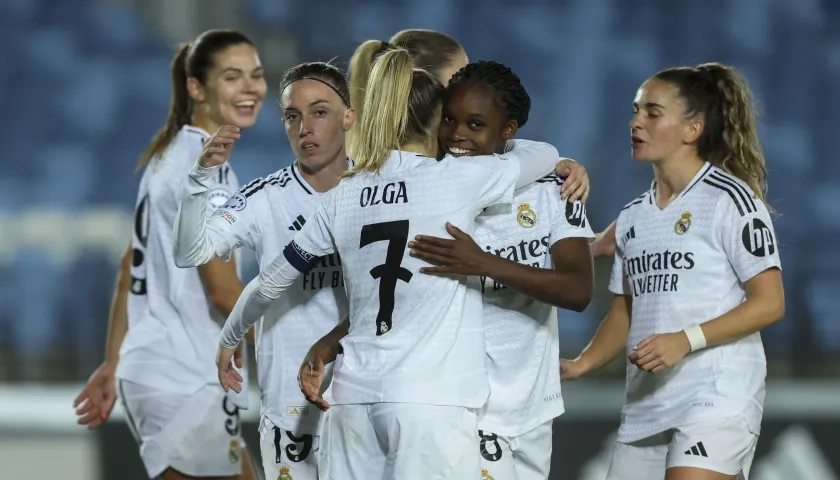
[
  {"xmin": 654, "ymin": 62, "xmax": 770, "ymax": 210},
  {"xmin": 699, "ymin": 63, "xmax": 768, "ymax": 207},
  {"xmin": 137, "ymin": 43, "xmax": 191, "ymax": 169}
]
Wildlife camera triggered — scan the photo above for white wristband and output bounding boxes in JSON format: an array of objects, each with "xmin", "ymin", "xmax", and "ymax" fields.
[{"xmin": 683, "ymin": 324, "xmax": 707, "ymax": 352}]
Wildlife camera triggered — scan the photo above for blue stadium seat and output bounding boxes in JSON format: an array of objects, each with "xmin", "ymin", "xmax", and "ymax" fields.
[
  {"xmin": 34, "ymin": 145, "xmax": 96, "ymax": 209},
  {"xmin": 807, "ymin": 280, "xmax": 840, "ymax": 349},
  {"xmin": 8, "ymin": 250, "xmax": 60, "ymax": 358}
]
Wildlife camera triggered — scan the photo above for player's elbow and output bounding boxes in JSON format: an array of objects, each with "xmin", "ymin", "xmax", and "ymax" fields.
[
  {"xmin": 764, "ymin": 295, "xmax": 785, "ymax": 326},
  {"xmin": 173, "ymin": 244, "xmax": 209, "ymax": 268},
  {"xmin": 173, "ymin": 253, "xmax": 197, "ymax": 269},
  {"xmin": 548, "ymin": 280, "xmax": 592, "ymax": 312},
  {"xmin": 565, "ymin": 287, "xmax": 593, "ymax": 313}
]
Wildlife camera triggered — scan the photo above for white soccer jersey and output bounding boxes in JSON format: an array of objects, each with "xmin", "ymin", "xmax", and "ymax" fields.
[
  {"xmin": 474, "ymin": 173, "xmax": 595, "ymax": 437},
  {"xmin": 118, "ymin": 125, "xmax": 244, "ymax": 397},
  {"xmin": 219, "ymin": 142, "xmax": 562, "ymax": 408},
  {"xmin": 608, "ymin": 163, "xmax": 782, "ymax": 443},
  {"xmin": 175, "ymin": 160, "xmax": 350, "ymax": 434}
]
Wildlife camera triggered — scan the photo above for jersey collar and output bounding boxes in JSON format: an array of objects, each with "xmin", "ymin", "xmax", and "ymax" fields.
[
  {"xmin": 291, "ymin": 157, "xmax": 354, "ymax": 195},
  {"xmin": 647, "ymin": 162, "xmax": 712, "ymax": 207},
  {"xmin": 379, "ymin": 150, "xmax": 432, "ymax": 174}
]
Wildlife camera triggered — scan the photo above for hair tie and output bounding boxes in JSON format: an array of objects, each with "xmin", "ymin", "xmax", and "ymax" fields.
[
  {"xmin": 695, "ymin": 65, "xmax": 716, "ymax": 82},
  {"xmin": 374, "ymin": 41, "xmax": 392, "ymax": 58}
]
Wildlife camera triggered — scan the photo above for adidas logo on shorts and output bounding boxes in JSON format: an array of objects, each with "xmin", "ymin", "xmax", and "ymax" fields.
[{"xmin": 684, "ymin": 441, "xmax": 708, "ymax": 457}]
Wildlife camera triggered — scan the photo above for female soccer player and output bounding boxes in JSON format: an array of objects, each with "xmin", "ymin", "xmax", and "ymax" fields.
[
  {"xmin": 409, "ymin": 60, "xmax": 596, "ymax": 480},
  {"xmin": 212, "ymin": 48, "xmax": 581, "ymax": 480},
  {"xmin": 174, "ymin": 61, "xmax": 355, "ymax": 480},
  {"xmin": 74, "ymin": 29, "xmax": 266, "ymax": 480},
  {"xmin": 300, "ymin": 60, "xmax": 597, "ymax": 480},
  {"xmin": 346, "ymin": 29, "xmax": 467, "ymax": 159},
  {"xmin": 562, "ymin": 63, "xmax": 784, "ymax": 480}
]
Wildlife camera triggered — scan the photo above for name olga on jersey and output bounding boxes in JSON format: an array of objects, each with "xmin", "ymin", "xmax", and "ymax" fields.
[
  {"xmin": 624, "ymin": 249, "xmax": 695, "ymax": 297},
  {"xmin": 359, "ymin": 181, "xmax": 408, "ymax": 207},
  {"xmin": 479, "ymin": 235, "xmax": 550, "ymax": 293}
]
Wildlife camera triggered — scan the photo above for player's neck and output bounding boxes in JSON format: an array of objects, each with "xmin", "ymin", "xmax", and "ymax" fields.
[
  {"xmin": 400, "ymin": 141, "xmax": 437, "ymax": 158},
  {"xmin": 190, "ymin": 113, "xmax": 220, "ymax": 137},
  {"xmin": 651, "ymin": 155, "xmax": 706, "ymax": 207},
  {"xmin": 296, "ymin": 149, "xmax": 349, "ymax": 193}
]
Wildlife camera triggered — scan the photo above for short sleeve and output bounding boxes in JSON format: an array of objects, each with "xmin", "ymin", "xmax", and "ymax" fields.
[
  {"xmin": 544, "ymin": 177, "xmax": 596, "ymax": 247},
  {"xmin": 718, "ymin": 195, "xmax": 781, "ymax": 283},
  {"xmin": 608, "ymin": 228, "xmax": 631, "ymax": 296},
  {"xmin": 282, "ymin": 192, "xmax": 337, "ymax": 273}
]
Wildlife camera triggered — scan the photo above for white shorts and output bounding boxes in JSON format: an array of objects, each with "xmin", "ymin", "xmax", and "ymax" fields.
[
  {"xmin": 606, "ymin": 416, "xmax": 758, "ymax": 480},
  {"xmin": 478, "ymin": 420, "xmax": 553, "ymax": 480},
  {"xmin": 319, "ymin": 403, "xmax": 481, "ymax": 480},
  {"xmin": 119, "ymin": 380, "xmax": 244, "ymax": 478},
  {"xmin": 259, "ymin": 418, "xmax": 318, "ymax": 480}
]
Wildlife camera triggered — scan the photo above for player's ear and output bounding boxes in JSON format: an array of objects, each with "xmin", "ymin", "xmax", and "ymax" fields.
[
  {"xmin": 502, "ymin": 121, "xmax": 518, "ymax": 141},
  {"xmin": 187, "ymin": 77, "xmax": 206, "ymax": 103},
  {"xmin": 684, "ymin": 117, "xmax": 704, "ymax": 144},
  {"xmin": 343, "ymin": 108, "xmax": 356, "ymax": 132}
]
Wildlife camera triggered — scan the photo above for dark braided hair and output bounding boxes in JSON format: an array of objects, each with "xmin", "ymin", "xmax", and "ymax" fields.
[{"xmin": 446, "ymin": 60, "xmax": 531, "ymax": 128}]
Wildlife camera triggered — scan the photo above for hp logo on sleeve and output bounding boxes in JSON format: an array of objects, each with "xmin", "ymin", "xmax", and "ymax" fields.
[
  {"xmin": 741, "ymin": 218, "xmax": 775, "ymax": 257},
  {"xmin": 565, "ymin": 200, "xmax": 586, "ymax": 228}
]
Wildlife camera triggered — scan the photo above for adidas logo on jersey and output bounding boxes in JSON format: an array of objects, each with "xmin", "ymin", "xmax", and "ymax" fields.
[
  {"xmin": 623, "ymin": 249, "xmax": 695, "ymax": 297},
  {"xmin": 684, "ymin": 441, "xmax": 709, "ymax": 457},
  {"xmin": 288, "ymin": 215, "xmax": 306, "ymax": 231},
  {"xmin": 622, "ymin": 226, "xmax": 636, "ymax": 243}
]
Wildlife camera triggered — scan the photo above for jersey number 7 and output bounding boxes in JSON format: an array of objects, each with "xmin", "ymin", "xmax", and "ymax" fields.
[{"xmin": 359, "ymin": 220, "xmax": 413, "ymax": 336}]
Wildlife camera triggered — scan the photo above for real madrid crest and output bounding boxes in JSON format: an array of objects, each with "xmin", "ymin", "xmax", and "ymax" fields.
[
  {"xmin": 482, "ymin": 468, "xmax": 495, "ymax": 480},
  {"xmin": 516, "ymin": 203, "xmax": 537, "ymax": 228},
  {"xmin": 228, "ymin": 440, "xmax": 240, "ymax": 463},
  {"xmin": 278, "ymin": 466, "xmax": 293, "ymax": 480},
  {"xmin": 674, "ymin": 212, "xmax": 692, "ymax": 235}
]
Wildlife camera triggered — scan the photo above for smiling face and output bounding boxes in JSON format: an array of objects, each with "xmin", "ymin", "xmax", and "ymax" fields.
[
  {"xmin": 190, "ymin": 43, "xmax": 267, "ymax": 129},
  {"xmin": 438, "ymin": 83, "xmax": 517, "ymax": 157},
  {"xmin": 281, "ymin": 78, "xmax": 354, "ymax": 169},
  {"xmin": 630, "ymin": 78, "xmax": 704, "ymax": 165}
]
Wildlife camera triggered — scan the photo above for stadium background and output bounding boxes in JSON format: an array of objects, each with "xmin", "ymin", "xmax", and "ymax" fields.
[{"xmin": 0, "ymin": 0, "xmax": 838, "ymax": 478}]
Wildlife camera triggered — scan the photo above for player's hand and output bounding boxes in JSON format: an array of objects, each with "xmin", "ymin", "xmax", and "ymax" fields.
[
  {"xmin": 216, "ymin": 342, "xmax": 245, "ymax": 393},
  {"xmin": 560, "ymin": 358, "xmax": 590, "ymax": 381},
  {"xmin": 591, "ymin": 221, "xmax": 618, "ymax": 259},
  {"xmin": 409, "ymin": 222, "xmax": 492, "ymax": 276},
  {"xmin": 555, "ymin": 159, "xmax": 590, "ymax": 203},
  {"xmin": 298, "ymin": 343, "xmax": 332, "ymax": 412},
  {"xmin": 628, "ymin": 332, "xmax": 691, "ymax": 373},
  {"xmin": 73, "ymin": 362, "xmax": 118, "ymax": 429},
  {"xmin": 199, "ymin": 125, "xmax": 240, "ymax": 168}
]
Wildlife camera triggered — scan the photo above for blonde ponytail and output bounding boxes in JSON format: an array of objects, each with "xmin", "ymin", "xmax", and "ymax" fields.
[
  {"xmin": 344, "ymin": 49, "xmax": 416, "ymax": 178},
  {"xmin": 347, "ymin": 40, "xmax": 388, "ymax": 157}
]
